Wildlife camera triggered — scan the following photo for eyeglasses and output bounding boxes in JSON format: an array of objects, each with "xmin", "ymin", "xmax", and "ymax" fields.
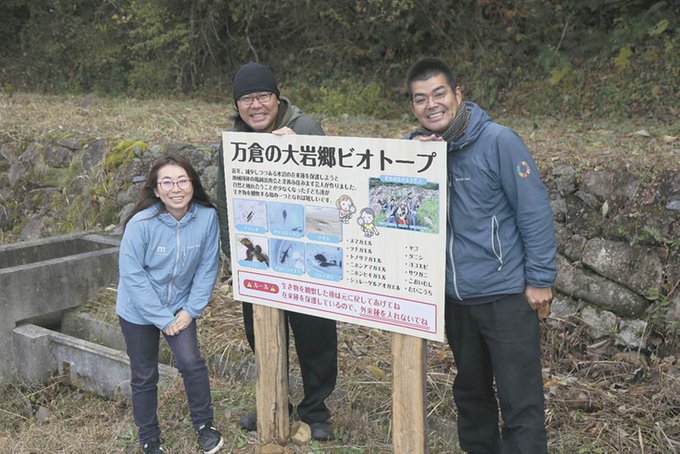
[
  {"xmin": 237, "ymin": 92, "xmax": 274, "ymax": 106},
  {"xmin": 157, "ymin": 179, "xmax": 192, "ymax": 191},
  {"xmin": 412, "ymin": 89, "xmax": 448, "ymax": 108}
]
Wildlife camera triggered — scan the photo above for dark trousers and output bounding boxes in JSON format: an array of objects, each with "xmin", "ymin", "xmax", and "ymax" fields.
[
  {"xmin": 242, "ymin": 301, "xmax": 338, "ymax": 423},
  {"xmin": 119, "ymin": 317, "xmax": 214, "ymax": 444},
  {"xmin": 445, "ymin": 294, "xmax": 547, "ymax": 454}
]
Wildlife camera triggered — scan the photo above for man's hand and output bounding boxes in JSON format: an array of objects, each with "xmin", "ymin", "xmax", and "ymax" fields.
[
  {"xmin": 272, "ymin": 127, "xmax": 295, "ymax": 135},
  {"xmin": 525, "ymin": 285, "xmax": 553, "ymax": 318}
]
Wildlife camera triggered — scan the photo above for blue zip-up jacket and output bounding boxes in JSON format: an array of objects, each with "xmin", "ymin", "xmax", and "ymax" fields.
[
  {"xmin": 116, "ymin": 202, "xmax": 220, "ymax": 329},
  {"xmin": 407, "ymin": 102, "xmax": 557, "ymax": 302}
]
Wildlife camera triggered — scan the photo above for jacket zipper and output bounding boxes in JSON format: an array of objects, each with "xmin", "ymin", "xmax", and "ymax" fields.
[
  {"xmin": 491, "ymin": 215, "xmax": 503, "ymax": 271},
  {"xmin": 167, "ymin": 221, "xmax": 181, "ymax": 304},
  {"xmin": 447, "ymin": 175, "xmax": 462, "ymax": 300}
]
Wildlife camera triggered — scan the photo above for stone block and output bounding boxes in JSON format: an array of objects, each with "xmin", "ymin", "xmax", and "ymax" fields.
[{"xmin": 12, "ymin": 324, "xmax": 56, "ymax": 384}]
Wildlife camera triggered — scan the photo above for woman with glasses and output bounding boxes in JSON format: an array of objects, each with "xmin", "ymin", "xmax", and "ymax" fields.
[{"xmin": 116, "ymin": 152, "xmax": 223, "ymax": 454}]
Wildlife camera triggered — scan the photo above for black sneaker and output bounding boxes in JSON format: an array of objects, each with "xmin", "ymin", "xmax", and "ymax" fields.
[
  {"xmin": 310, "ymin": 421, "xmax": 334, "ymax": 441},
  {"xmin": 142, "ymin": 439, "xmax": 165, "ymax": 454},
  {"xmin": 197, "ymin": 422, "xmax": 224, "ymax": 454}
]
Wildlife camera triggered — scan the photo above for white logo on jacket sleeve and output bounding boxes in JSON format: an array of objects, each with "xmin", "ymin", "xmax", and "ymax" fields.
[{"xmin": 155, "ymin": 246, "xmax": 168, "ymax": 255}]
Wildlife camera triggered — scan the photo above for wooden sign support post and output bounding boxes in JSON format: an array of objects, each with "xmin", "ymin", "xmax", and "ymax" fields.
[
  {"xmin": 392, "ymin": 333, "xmax": 427, "ymax": 454},
  {"xmin": 253, "ymin": 304, "xmax": 289, "ymax": 444}
]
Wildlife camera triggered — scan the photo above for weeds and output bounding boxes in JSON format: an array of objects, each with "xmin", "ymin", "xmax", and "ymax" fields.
[{"xmin": 1, "ymin": 284, "xmax": 678, "ymax": 452}]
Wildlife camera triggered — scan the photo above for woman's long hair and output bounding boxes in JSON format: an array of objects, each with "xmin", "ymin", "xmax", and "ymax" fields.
[{"xmin": 123, "ymin": 152, "xmax": 216, "ymax": 228}]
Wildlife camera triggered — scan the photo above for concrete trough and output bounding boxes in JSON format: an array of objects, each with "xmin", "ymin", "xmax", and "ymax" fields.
[
  {"xmin": 1, "ymin": 233, "xmax": 120, "ymax": 382},
  {"xmin": 13, "ymin": 323, "xmax": 178, "ymax": 397},
  {"xmin": 61, "ymin": 310, "xmax": 127, "ymax": 352},
  {"xmin": 61, "ymin": 310, "xmax": 178, "ymax": 366}
]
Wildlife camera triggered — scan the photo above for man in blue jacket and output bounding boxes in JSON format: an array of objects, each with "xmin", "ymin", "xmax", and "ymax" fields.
[{"xmin": 405, "ymin": 57, "xmax": 556, "ymax": 453}]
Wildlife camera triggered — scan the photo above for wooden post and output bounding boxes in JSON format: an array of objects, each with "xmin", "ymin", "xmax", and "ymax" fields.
[
  {"xmin": 253, "ymin": 304, "xmax": 289, "ymax": 444},
  {"xmin": 392, "ymin": 333, "xmax": 427, "ymax": 454}
]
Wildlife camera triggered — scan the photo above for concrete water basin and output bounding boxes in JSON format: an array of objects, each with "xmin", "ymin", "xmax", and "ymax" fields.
[{"xmin": 0, "ymin": 233, "xmax": 120, "ymax": 381}]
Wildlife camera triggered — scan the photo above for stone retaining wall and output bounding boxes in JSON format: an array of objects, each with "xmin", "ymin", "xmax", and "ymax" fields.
[{"xmin": 1, "ymin": 137, "xmax": 678, "ymax": 349}]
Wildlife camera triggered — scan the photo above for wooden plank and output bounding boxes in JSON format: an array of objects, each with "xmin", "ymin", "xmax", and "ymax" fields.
[
  {"xmin": 253, "ymin": 304, "xmax": 289, "ymax": 444},
  {"xmin": 392, "ymin": 333, "xmax": 427, "ymax": 454}
]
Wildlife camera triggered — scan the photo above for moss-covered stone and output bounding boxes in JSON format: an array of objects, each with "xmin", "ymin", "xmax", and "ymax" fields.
[{"xmin": 104, "ymin": 139, "xmax": 148, "ymax": 171}]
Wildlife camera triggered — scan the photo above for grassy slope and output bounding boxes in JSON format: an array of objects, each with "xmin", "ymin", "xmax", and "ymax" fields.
[{"xmin": 0, "ymin": 93, "xmax": 679, "ymax": 453}]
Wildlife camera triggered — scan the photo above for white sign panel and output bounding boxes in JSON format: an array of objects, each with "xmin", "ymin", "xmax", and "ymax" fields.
[{"xmin": 222, "ymin": 131, "xmax": 447, "ymax": 341}]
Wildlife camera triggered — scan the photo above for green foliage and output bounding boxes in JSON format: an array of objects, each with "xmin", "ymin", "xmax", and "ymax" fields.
[
  {"xmin": 286, "ymin": 79, "xmax": 395, "ymax": 118},
  {"xmin": 1, "ymin": 0, "xmax": 678, "ymax": 118},
  {"xmin": 647, "ymin": 293, "xmax": 680, "ymax": 353},
  {"xmin": 43, "ymin": 162, "xmax": 82, "ymax": 190},
  {"xmin": 624, "ymin": 223, "xmax": 675, "ymax": 247},
  {"xmin": 115, "ymin": 425, "xmax": 136, "ymax": 446},
  {"xmin": 613, "ymin": 45, "xmax": 634, "ymax": 70},
  {"xmin": 0, "ymin": 0, "xmax": 130, "ymax": 93}
]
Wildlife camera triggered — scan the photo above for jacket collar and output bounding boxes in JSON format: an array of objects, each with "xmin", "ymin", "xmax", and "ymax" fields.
[{"xmin": 155, "ymin": 202, "xmax": 197, "ymax": 227}]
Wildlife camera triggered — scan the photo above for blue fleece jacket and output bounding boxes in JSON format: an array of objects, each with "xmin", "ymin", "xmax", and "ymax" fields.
[
  {"xmin": 116, "ymin": 202, "xmax": 220, "ymax": 328},
  {"xmin": 408, "ymin": 102, "xmax": 557, "ymax": 301}
]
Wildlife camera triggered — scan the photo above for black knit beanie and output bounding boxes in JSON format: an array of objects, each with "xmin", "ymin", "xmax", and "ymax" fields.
[{"xmin": 232, "ymin": 62, "xmax": 280, "ymax": 102}]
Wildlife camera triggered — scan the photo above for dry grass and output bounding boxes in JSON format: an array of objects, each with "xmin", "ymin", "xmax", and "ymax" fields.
[
  {"xmin": 0, "ymin": 93, "xmax": 679, "ymax": 453},
  {"xmin": 0, "ymin": 279, "xmax": 459, "ymax": 453},
  {"xmin": 1, "ymin": 92, "xmax": 678, "ymax": 171},
  {"xmin": 2, "ymin": 92, "xmax": 678, "ymax": 188},
  {"xmin": 0, "ymin": 92, "xmax": 417, "ymax": 145},
  {"xmin": 2, "ymin": 280, "xmax": 678, "ymax": 453},
  {"xmin": 0, "ymin": 93, "xmax": 231, "ymax": 144}
]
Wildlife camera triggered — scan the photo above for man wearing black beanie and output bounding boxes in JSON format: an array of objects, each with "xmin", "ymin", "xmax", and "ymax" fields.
[{"xmin": 215, "ymin": 62, "xmax": 337, "ymax": 441}]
